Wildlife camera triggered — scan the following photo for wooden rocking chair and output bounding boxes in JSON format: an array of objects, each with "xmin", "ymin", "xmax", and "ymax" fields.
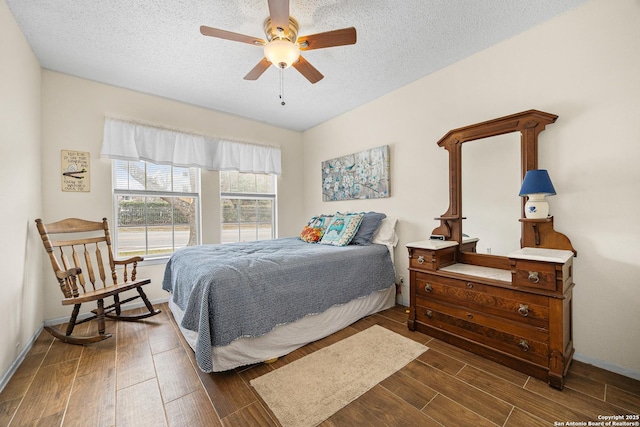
[{"xmin": 35, "ymin": 217, "xmax": 161, "ymax": 344}]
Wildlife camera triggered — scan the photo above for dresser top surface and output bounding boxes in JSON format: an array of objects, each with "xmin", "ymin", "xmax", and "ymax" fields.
[
  {"xmin": 406, "ymin": 239, "xmax": 458, "ymax": 250},
  {"xmin": 439, "ymin": 263, "xmax": 512, "ymax": 283},
  {"xmin": 508, "ymin": 247, "xmax": 574, "ymax": 263},
  {"xmin": 407, "ymin": 237, "xmax": 478, "ymax": 251}
]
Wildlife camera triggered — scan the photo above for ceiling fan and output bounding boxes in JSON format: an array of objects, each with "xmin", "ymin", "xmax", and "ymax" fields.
[{"xmin": 199, "ymin": 0, "xmax": 357, "ymax": 84}]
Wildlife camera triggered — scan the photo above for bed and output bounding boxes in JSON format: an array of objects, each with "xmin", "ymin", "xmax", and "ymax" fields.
[{"xmin": 162, "ymin": 214, "xmax": 398, "ymax": 372}]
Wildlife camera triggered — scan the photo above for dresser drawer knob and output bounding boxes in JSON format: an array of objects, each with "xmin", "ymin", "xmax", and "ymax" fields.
[
  {"xmin": 518, "ymin": 304, "xmax": 529, "ymax": 317},
  {"xmin": 424, "ymin": 283, "xmax": 432, "ymax": 293},
  {"xmin": 467, "ymin": 313, "xmax": 474, "ymax": 320},
  {"xmin": 417, "ymin": 255, "xmax": 425, "ymax": 264},
  {"xmin": 425, "ymin": 310, "xmax": 433, "ymax": 318},
  {"xmin": 528, "ymin": 271, "xmax": 540, "ymax": 284},
  {"xmin": 518, "ymin": 340, "xmax": 530, "ymax": 352},
  {"xmin": 466, "ymin": 282, "xmax": 474, "ymax": 289}
]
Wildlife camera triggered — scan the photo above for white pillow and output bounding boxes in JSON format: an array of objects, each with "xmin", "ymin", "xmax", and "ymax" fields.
[{"xmin": 372, "ymin": 217, "xmax": 398, "ymax": 247}]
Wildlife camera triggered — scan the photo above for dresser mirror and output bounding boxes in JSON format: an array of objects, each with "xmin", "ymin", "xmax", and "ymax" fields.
[
  {"xmin": 462, "ymin": 132, "xmax": 521, "ymax": 256},
  {"xmin": 431, "ymin": 109, "xmax": 575, "ymax": 269}
]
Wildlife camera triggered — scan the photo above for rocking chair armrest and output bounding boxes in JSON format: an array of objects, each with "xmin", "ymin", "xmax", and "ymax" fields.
[
  {"xmin": 113, "ymin": 256, "xmax": 144, "ymax": 266},
  {"xmin": 56, "ymin": 267, "xmax": 82, "ymax": 281},
  {"xmin": 113, "ymin": 256, "xmax": 143, "ymax": 282}
]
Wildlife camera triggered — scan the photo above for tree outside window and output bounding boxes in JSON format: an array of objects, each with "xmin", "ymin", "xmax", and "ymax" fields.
[{"xmin": 113, "ymin": 160, "xmax": 200, "ymax": 258}]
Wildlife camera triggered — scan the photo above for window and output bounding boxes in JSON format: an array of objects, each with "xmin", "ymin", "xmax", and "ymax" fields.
[
  {"xmin": 220, "ymin": 171, "xmax": 276, "ymax": 243},
  {"xmin": 112, "ymin": 160, "xmax": 200, "ymax": 259}
]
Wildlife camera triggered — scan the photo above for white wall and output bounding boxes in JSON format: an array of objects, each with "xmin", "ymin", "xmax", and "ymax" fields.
[
  {"xmin": 3, "ymin": 0, "xmax": 638, "ymax": 385},
  {"xmin": 1, "ymin": 0, "xmax": 305, "ymax": 383},
  {"xmin": 39, "ymin": 71, "xmax": 304, "ymax": 320},
  {"xmin": 302, "ymin": 0, "xmax": 640, "ymax": 376},
  {"xmin": 0, "ymin": 0, "xmax": 43, "ymax": 381}
]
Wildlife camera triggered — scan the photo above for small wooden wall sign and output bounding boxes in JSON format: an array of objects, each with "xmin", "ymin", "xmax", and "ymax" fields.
[{"xmin": 61, "ymin": 149, "xmax": 90, "ymax": 192}]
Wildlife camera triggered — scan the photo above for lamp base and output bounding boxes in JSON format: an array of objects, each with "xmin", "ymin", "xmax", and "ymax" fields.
[{"xmin": 524, "ymin": 194, "xmax": 549, "ymax": 219}]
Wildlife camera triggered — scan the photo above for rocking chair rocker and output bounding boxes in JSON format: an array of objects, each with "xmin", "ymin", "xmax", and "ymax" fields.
[{"xmin": 36, "ymin": 217, "xmax": 160, "ymax": 344}]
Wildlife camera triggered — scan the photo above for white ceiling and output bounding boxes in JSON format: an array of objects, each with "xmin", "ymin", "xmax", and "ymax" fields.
[{"xmin": 7, "ymin": 0, "xmax": 587, "ymax": 132}]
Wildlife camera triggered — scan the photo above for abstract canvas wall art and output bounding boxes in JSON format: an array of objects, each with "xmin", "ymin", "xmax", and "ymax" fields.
[{"xmin": 322, "ymin": 145, "xmax": 390, "ymax": 201}]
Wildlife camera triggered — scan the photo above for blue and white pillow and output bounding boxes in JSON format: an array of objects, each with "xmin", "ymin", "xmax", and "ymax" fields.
[
  {"xmin": 319, "ymin": 213, "xmax": 364, "ymax": 246},
  {"xmin": 307, "ymin": 214, "xmax": 333, "ymax": 235}
]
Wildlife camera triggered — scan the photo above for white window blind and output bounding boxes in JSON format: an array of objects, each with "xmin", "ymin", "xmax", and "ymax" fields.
[{"xmin": 101, "ymin": 118, "xmax": 282, "ymax": 175}]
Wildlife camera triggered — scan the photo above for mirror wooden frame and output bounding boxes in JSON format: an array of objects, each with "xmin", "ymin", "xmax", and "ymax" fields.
[{"xmin": 431, "ymin": 109, "xmax": 575, "ymax": 270}]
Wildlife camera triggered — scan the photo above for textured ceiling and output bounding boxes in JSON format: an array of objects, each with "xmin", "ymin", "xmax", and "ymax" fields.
[{"xmin": 7, "ymin": 0, "xmax": 587, "ymax": 132}]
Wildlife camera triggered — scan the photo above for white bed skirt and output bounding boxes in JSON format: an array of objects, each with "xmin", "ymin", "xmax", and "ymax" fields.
[{"xmin": 169, "ymin": 284, "xmax": 397, "ymax": 372}]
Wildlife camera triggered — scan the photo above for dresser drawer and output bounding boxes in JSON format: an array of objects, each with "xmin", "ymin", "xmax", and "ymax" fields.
[
  {"xmin": 409, "ymin": 247, "xmax": 456, "ymax": 272},
  {"xmin": 414, "ymin": 302, "xmax": 548, "ymax": 366},
  {"xmin": 512, "ymin": 260, "xmax": 557, "ymax": 291},
  {"xmin": 416, "ymin": 296, "xmax": 549, "ymax": 342},
  {"xmin": 414, "ymin": 272, "xmax": 549, "ymax": 328}
]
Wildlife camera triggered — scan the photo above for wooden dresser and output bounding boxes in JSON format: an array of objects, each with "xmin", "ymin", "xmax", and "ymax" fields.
[
  {"xmin": 413, "ymin": 110, "xmax": 578, "ymax": 389},
  {"xmin": 407, "ymin": 240, "xmax": 575, "ymax": 389}
]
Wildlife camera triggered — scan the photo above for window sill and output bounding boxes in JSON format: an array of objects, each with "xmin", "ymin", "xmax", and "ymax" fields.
[{"xmin": 138, "ymin": 256, "xmax": 171, "ymax": 266}]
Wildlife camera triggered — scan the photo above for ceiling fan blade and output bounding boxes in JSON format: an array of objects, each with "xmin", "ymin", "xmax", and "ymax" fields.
[
  {"xmin": 293, "ymin": 56, "xmax": 324, "ymax": 84},
  {"xmin": 200, "ymin": 26, "xmax": 265, "ymax": 46},
  {"xmin": 298, "ymin": 27, "xmax": 357, "ymax": 50},
  {"xmin": 268, "ymin": 0, "xmax": 290, "ymax": 33},
  {"xmin": 244, "ymin": 58, "xmax": 272, "ymax": 80}
]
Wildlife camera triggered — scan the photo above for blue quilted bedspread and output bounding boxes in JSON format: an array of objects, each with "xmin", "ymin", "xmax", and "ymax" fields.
[{"xmin": 162, "ymin": 237, "xmax": 396, "ymax": 372}]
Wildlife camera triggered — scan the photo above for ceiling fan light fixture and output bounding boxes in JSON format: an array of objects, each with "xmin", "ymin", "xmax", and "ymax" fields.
[{"xmin": 264, "ymin": 39, "xmax": 300, "ymax": 69}]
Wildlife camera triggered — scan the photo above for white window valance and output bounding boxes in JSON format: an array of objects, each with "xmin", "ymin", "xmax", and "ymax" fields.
[{"xmin": 101, "ymin": 118, "xmax": 282, "ymax": 175}]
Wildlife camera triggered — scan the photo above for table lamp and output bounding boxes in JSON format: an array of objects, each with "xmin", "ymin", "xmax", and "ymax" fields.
[{"xmin": 519, "ymin": 169, "xmax": 556, "ymax": 219}]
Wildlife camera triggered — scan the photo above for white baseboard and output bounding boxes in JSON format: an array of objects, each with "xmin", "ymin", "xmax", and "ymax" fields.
[
  {"xmin": 5, "ymin": 299, "xmax": 638, "ymax": 394},
  {"xmin": 0, "ymin": 296, "xmax": 169, "ymax": 394},
  {"xmin": 0, "ymin": 325, "xmax": 43, "ymax": 394},
  {"xmin": 573, "ymin": 352, "xmax": 640, "ymax": 381}
]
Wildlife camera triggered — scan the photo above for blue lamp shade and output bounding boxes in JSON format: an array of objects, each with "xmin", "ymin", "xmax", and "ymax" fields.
[
  {"xmin": 519, "ymin": 169, "xmax": 556, "ymax": 219},
  {"xmin": 519, "ymin": 169, "xmax": 556, "ymax": 196}
]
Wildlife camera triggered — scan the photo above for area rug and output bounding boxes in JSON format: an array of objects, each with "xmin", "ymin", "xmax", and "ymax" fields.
[{"xmin": 250, "ymin": 325, "xmax": 428, "ymax": 427}]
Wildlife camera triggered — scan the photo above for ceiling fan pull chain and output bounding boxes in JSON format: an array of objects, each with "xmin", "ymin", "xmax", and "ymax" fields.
[{"xmin": 280, "ymin": 67, "xmax": 286, "ymax": 106}]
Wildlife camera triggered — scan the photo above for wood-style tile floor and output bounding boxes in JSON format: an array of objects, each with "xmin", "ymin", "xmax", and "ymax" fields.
[{"xmin": 1, "ymin": 303, "xmax": 638, "ymax": 426}]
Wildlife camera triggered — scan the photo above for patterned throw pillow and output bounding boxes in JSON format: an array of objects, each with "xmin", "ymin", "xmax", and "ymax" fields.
[
  {"xmin": 307, "ymin": 214, "xmax": 333, "ymax": 235},
  {"xmin": 319, "ymin": 213, "xmax": 364, "ymax": 246},
  {"xmin": 299, "ymin": 225, "xmax": 324, "ymax": 243}
]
